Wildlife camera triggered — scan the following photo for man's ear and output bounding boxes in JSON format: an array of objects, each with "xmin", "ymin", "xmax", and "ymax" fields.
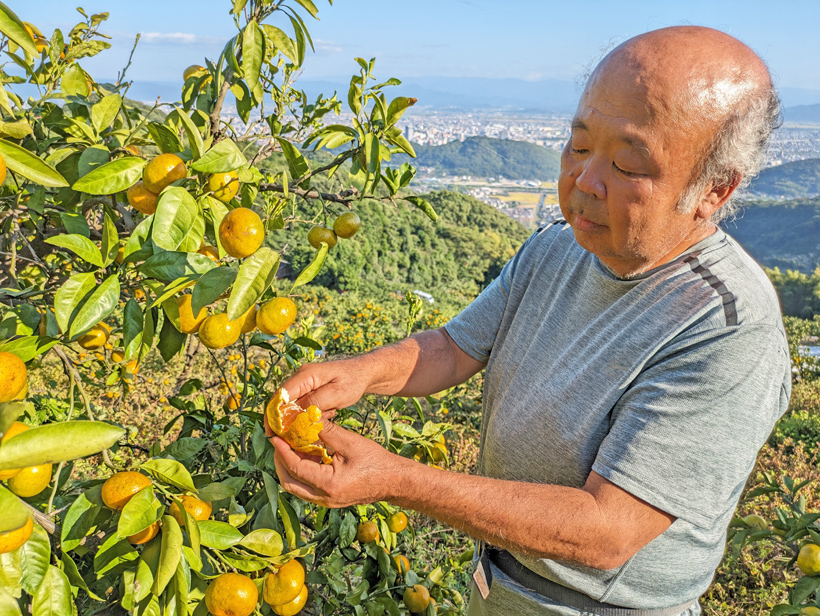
[{"xmin": 696, "ymin": 172, "xmax": 742, "ymax": 220}]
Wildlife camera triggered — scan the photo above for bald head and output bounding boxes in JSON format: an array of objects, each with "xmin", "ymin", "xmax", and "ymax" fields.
[{"xmin": 582, "ymin": 26, "xmax": 780, "ymax": 220}]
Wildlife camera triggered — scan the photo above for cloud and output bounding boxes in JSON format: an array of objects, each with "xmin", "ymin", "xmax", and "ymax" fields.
[
  {"xmin": 139, "ymin": 32, "xmax": 222, "ymax": 45},
  {"xmin": 315, "ymin": 39, "xmax": 343, "ymax": 53}
]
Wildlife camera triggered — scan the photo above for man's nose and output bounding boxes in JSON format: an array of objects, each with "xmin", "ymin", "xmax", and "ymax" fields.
[{"xmin": 574, "ymin": 157, "xmax": 607, "ymax": 201}]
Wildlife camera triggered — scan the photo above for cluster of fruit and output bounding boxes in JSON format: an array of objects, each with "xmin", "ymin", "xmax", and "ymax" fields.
[{"xmin": 307, "ymin": 211, "xmax": 361, "ymax": 249}]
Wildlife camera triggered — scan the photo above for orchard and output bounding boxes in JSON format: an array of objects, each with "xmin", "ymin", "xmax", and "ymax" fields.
[{"xmin": 0, "ymin": 1, "xmax": 468, "ymax": 615}]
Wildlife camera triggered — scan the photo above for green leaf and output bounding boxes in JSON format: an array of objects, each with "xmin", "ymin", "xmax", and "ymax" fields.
[
  {"xmin": 192, "ymin": 266, "xmax": 236, "ymax": 315},
  {"xmin": 404, "ymin": 195, "xmax": 438, "ymax": 222},
  {"xmin": 275, "ymin": 137, "xmax": 310, "ymax": 184},
  {"xmin": 792, "ymin": 575, "xmax": 820, "ymax": 604},
  {"xmin": 76, "ymin": 146, "xmax": 109, "ymax": 180},
  {"xmin": 227, "ymin": 248, "xmax": 279, "ymax": 320},
  {"xmin": 291, "ymin": 242, "xmax": 327, "ymax": 291},
  {"xmin": 139, "ymin": 251, "xmax": 217, "ymax": 281},
  {"xmin": 123, "ymin": 215, "xmax": 154, "ymax": 263},
  {"xmin": 0, "ymin": 486, "xmax": 29, "ymax": 536},
  {"xmin": 31, "ymin": 566, "xmax": 72, "ymax": 616},
  {"xmin": 54, "ymin": 273, "xmax": 95, "ymax": 333},
  {"xmin": 386, "ymin": 96, "xmax": 417, "ymax": 127},
  {"xmin": 61, "ymin": 487, "xmax": 102, "ymax": 552},
  {"xmin": 60, "ymin": 211, "xmax": 90, "ymax": 237},
  {"xmin": 278, "ymin": 494, "xmax": 301, "ymax": 551},
  {"xmin": 0, "ymin": 139, "xmax": 68, "ymax": 188},
  {"xmin": 238, "ymin": 529, "xmax": 283, "ymax": 557},
  {"xmin": 173, "ymin": 108, "xmax": 204, "ymax": 160},
  {"xmin": 191, "ymin": 138, "xmax": 247, "ymax": 174},
  {"xmin": 45, "ymin": 234, "xmax": 103, "ymax": 267},
  {"xmin": 72, "ymin": 156, "xmax": 144, "ymax": 195},
  {"xmin": 339, "ymin": 511, "xmax": 357, "ymax": 548},
  {"xmin": 262, "ymin": 24, "xmax": 297, "ymax": 65},
  {"xmin": 61, "ymin": 63, "xmax": 90, "ymax": 98},
  {"xmin": 61, "ymin": 552, "xmax": 102, "ymax": 601},
  {"xmin": 118, "ymin": 486, "xmax": 162, "ymax": 539},
  {"xmin": 157, "ymin": 317, "xmax": 186, "ymax": 363},
  {"xmin": 147, "ymin": 122, "xmax": 183, "ymax": 154},
  {"xmin": 68, "ymin": 274, "xmax": 120, "ymax": 338},
  {"xmin": 0, "ymin": 2, "xmax": 35, "ymax": 57},
  {"xmin": 0, "ymin": 586, "xmax": 22, "ymax": 615},
  {"xmin": 152, "ymin": 516, "xmax": 182, "ymax": 595},
  {"xmin": 101, "ymin": 211, "xmax": 119, "ymax": 266},
  {"xmin": 91, "ymin": 94, "xmax": 122, "ymax": 134},
  {"xmin": 0, "ymin": 336, "xmax": 57, "ymax": 363},
  {"xmin": 0, "ymin": 422, "xmax": 124, "ymax": 471},
  {"xmin": 198, "ymin": 520, "xmax": 243, "ymax": 550},
  {"xmin": 141, "ymin": 458, "xmax": 196, "ymax": 492},
  {"xmin": 243, "ymin": 19, "xmax": 264, "ymax": 88},
  {"xmin": 19, "ymin": 523, "xmax": 49, "ymax": 595},
  {"xmin": 0, "ymin": 120, "xmax": 32, "ymax": 139},
  {"xmin": 151, "ymin": 187, "xmax": 199, "ymax": 251}
]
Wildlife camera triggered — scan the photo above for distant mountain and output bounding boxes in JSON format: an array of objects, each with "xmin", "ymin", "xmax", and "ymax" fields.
[
  {"xmin": 391, "ymin": 136, "xmax": 561, "ymax": 181},
  {"xmin": 722, "ymin": 197, "xmax": 820, "ymax": 273},
  {"xmin": 784, "ymin": 104, "xmax": 820, "ymax": 124},
  {"xmin": 748, "ymin": 158, "xmax": 820, "ymax": 198}
]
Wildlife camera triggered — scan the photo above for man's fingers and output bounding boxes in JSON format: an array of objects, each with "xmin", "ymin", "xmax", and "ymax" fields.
[
  {"xmin": 271, "ymin": 436, "xmax": 332, "ymax": 488},
  {"xmin": 273, "ymin": 451, "xmax": 324, "ymax": 503},
  {"xmin": 317, "ymin": 421, "xmax": 357, "ymax": 449}
]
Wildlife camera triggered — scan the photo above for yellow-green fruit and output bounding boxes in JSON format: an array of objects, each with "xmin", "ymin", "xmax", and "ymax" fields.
[
  {"xmin": 257, "ymin": 298, "xmax": 297, "ymax": 336},
  {"xmin": 307, "ymin": 225, "xmax": 337, "ymax": 249},
  {"xmin": 798, "ymin": 544, "xmax": 820, "ymax": 576},
  {"xmin": 204, "ymin": 572, "xmax": 258, "ymax": 616},
  {"xmin": 356, "ymin": 521, "xmax": 379, "ymax": 544},
  {"xmin": 183, "ymin": 64, "xmax": 211, "ymax": 85},
  {"xmin": 0, "ymin": 516, "xmax": 33, "ymax": 554},
  {"xmin": 0, "ymin": 421, "xmax": 28, "ymax": 480},
  {"xmin": 8, "ymin": 464, "xmax": 52, "ymax": 498},
  {"xmin": 333, "ymin": 211, "xmax": 361, "ymax": 238},
  {"xmin": 801, "ymin": 608, "xmax": 820, "ymax": 616},
  {"xmin": 218, "ymin": 207, "xmax": 264, "ymax": 259},
  {"xmin": 143, "ymin": 153, "xmax": 186, "ymax": 194},
  {"xmin": 199, "ymin": 313, "xmax": 242, "ymax": 349},
  {"xmin": 209, "ymin": 171, "xmax": 240, "ymax": 203},
  {"xmin": 263, "ymin": 559, "xmax": 305, "ymax": 607},
  {"xmin": 77, "ymin": 323, "xmax": 111, "ymax": 350},
  {"xmin": 0, "ymin": 351, "xmax": 26, "ymax": 403},
  {"xmin": 169, "ymin": 495, "xmax": 212, "ymax": 525},
  {"xmin": 403, "ymin": 584, "xmax": 431, "ymax": 614},
  {"xmin": 387, "ymin": 511, "xmax": 409, "ymax": 533},
  {"xmin": 177, "ymin": 295, "xmax": 207, "ymax": 334},
  {"xmin": 743, "ymin": 514, "xmax": 767, "ymax": 532},
  {"xmin": 239, "ymin": 305, "xmax": 257, "ymax": 334}
]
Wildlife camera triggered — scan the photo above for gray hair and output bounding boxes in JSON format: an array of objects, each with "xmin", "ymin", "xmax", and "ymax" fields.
[{"xmin": 677, "ymin": 84, "xmax": 782, "ymax": 223}]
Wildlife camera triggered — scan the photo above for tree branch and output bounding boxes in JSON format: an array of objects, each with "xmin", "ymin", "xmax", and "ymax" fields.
[{"xmin": 258, "ymin": 183, "xmax": 360, "ymax": 205}]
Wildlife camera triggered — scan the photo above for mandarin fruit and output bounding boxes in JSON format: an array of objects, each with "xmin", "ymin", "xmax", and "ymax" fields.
[
  {"xmin": 0, "ymin": 421, "xmax": 28, "ymax": 480},
  {"xmin": 205, "ymin": 572, "xmax": 258, "ymax": 616},
  {"xmin": 128, "ymin": 520, "xmax": 159, "ymax": 545},
  {"xmin": 126, "ymin": 181, "xmax": 159, "ymax": 214},
  {"xmin": 333, "ymin": 211, "xmax": 361, "ymax": 238},
  {"xmin": 271, "ymin": 585, "xmax": 308, "ymax": 616},
  {"xmin": 0, "ymin": 351, "xmax": 26, "ymax": 403},
  {"xmin": 263, "ymin": 559, "xmax": 305, "ymax": 607},
  {"xmin": 209, "ymin": 171, "xmax": 240, "ymax": 203},
  {"xmin": 307, "ymin": 225, "xmax": 337, "ymax": 249},
  {"xmin": 403, "ymin": 584, "xmax": 431, "ymax": 614},
  {"xmin": 143, "ymin": 153, "xmax": 186, "ymax": 194},
  {"xmin": 199, "ymin": 313, "xmax": 242, "ymax": 349},
  {"xmin": 101, "ymin": 471, "xmax": 151, "ymax": 510},
  {"xmin": 257, "ymin": 298, "xmax": 297, "ymax": 336},
  {"xmin": 219, "ymin": 207, "xmax": 264, "ymax": 258},
  {"xmin": 177, "ymin": 295, "xmax": 207, "ymax": 334},
  {"xmin": 169, "ymin": 495, "xmax": 212, "ymax": 525},
  {"xmin": 8, "ymin": 463, "xmax": 52, "ymax": 498},
  {"xmin": 0, "ymin": 516, "xmax": 33, "ymax": 554}
]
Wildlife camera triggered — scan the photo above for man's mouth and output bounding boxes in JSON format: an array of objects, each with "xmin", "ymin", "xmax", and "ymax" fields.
[{"xmin": 573, "ymin": 214, "xmax": 606, "ymax": 232}]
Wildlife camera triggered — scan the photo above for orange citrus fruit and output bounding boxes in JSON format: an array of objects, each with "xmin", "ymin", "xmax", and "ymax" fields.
[
  {"xmin": 169, "ymin": 495, "xmax": 212, "ymax": 526},
  {"xmin": 219, "ymin": 207, "xmax": 264, "ymax": 258},
  {"xmin": 12, "ymin": 381, "xmax": 27, "ymax": 400},
  {"xmin": 225, "ymin": 392, "xmax": 241, "ymax": 410},
  {"xmin": 387, "ymin": 512, "xmax": 408, "ymax": 533},
  {"xmin": 0, "ymin": 351, "xmax": 26, "ymax": 403},
  {"xmin": 205, "ymin": 572, "xmax": 259, "ymax": 616},
  {"xmin": 333, "ymin": 212, "xmax": 361, "ymax": 239},
  {"xmin": 356, "ymin": 521, "xmax": 379, "ymax": 544},
  {"xmin": 112, "ymin": 349, "xmax": 125, "ymax": 363},
  {"xmin": 128, "ymin": 520, "xmax": 159, "ymax": 545},
  {"xmin": 177, "ymin": 294, "xmax": 207, "ymax": 334},
  {"xmin": 143, "ymin": 153, "xmax": 186, "ymax": 194},
  {"xmin": 266, "ymin": 388, "xmax": 332, "ymax": 464},
  {"xmin": 126, "ymin": 181, "xmax": 158, "ymax": 214},
  {"xmin": 198, "ymin": 244, "xmax": 220, "ymax": 262},
  {"xmin": 77, "ymin": 323, "xmax": 111, "ymax": 350},
  {"xmin": 257, "ymin": 298, "xmax": 297, "ymax": 336},
  {"xmin": 209, "ymin": 171, "xmax": 240, "ymax": 203},
  {"xmin": 8, "ymin": 463, "xmax": 52, "ymax": 498},
  {"xmin": 238, "ymin": 305, "xmax": 258, "ymax": 334},
  {"xmin": 0, "ymin": 516, "xmax": 33, "ymax": 554},
  {"xmin": 270, "ymin": 584, "xmax": 308, "ymax": 616},
  {"xmin": 798, "ymin": 544, "xmax": 820, "ymax": 576},
  {"xmin": 0, "ymin": 155, "xmax": 6, "ymax": 185},
  {"xmin": 0, "ymin": 421, "xmax": 29, "ymax": 480},
  {"xmin": 125, "ymin": 145, "xmax": 140, "ymax": 156},
  {"xmin": 263, "ymin": 559, "xmax": 305, "ymax": 607},
  {"xmin": 198, "ymin": 313, "xmax": 242, "ymax": 349},
  {"xmin": 122, "ymin": 359, "xmax": 139, "ymax": 382},
  {"xmin": 101, "ymin": 471, "xmax": 152, "ymax": 510},
  {"xmin": 394, "ymin": 554, "xmax": 411, "ymax": 575},
  {"xmin": 307, "ymin": 225, "xmax": 337, "ymax": 249},
  {"xmin": 403, "ymin": 584, "xmax": 431, "ymax": 614}
]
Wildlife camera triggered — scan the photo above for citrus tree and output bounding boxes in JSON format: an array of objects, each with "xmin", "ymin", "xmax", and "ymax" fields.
[{"xmin": 0, "ymin": 1, "xmax": 467, "ymax": 614}]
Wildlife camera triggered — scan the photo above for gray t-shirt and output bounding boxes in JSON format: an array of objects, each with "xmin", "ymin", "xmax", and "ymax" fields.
[{"xmin": 445, "ymin": 221, "xmax": 792, "ymax": 614}]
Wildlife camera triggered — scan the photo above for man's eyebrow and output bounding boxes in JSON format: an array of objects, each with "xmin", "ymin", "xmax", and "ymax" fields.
[{"xmin": 571, "ymin": 119, "xmax": 652, "ymax": 159}]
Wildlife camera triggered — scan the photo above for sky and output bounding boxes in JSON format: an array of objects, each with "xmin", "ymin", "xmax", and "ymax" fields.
[{"xmin": 15, "ymin": 0, "xmax": 820, "ymax": 99}]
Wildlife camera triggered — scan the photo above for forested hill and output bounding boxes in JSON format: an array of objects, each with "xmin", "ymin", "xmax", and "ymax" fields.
[
  {"xmin": 722, "ymin": 197, "xmax": 820, "ymax": 273},
  {"xmin": 748, "ymin": 158, "xmax": 820, "ymax": 198},
  {"xmin": 391, "ymin": 136, "xmax": 561, "ymax": 180},
  {"xmin": 279, "ymin": 191, "xmax": 530, "ymax": 307}
]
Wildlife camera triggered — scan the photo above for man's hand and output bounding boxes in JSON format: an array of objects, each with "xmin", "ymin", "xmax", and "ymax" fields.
[
  {"xmin": 282, "ymin": 358, "xmax": 371, "ymax": 413},
  {"xmin": 272, "ymin": 422, "xmax": 407, "ymax": 508}
]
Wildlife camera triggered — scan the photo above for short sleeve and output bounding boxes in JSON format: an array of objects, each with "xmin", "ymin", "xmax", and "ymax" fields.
[
  {"xmin": 444, "ymin": 231, "xmax": 539, "ymax": 362},
  {"xmin": 592, "ymin": 324, "xmax": 791, "ymax": 529}
]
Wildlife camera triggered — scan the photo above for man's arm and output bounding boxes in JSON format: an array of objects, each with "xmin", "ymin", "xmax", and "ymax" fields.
[
  {"xmin": 272, "ymin": 424, "xmax": 675, "ymax": 570},
  {"xmin": 281, "ymin": 328, "xmax": 485, "ymax": 411}
]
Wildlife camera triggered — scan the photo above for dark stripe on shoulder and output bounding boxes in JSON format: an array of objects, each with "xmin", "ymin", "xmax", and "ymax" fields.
[
  {"xmin": 683, "ymin": 255, "xmax": 738, "ymax": 326},
  {"xmin": 536, "ymin": 219, "xmax": 567, "ymax": 234}
]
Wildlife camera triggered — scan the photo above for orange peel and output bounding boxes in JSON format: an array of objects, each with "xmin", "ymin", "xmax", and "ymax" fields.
[{"xmin": 266, "ymin": 388, "xmax": 332, "ymax": 464}]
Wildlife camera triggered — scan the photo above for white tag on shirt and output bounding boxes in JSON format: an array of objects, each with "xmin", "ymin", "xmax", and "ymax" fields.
[{"xmin": 473, "ymin": 561, "xmax": 490, "ymax": 600}]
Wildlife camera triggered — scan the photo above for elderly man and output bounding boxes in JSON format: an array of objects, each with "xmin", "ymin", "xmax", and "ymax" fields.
[{"xmin": 271, "ymin": 26, "xmax": 792, "ymax": 615}]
